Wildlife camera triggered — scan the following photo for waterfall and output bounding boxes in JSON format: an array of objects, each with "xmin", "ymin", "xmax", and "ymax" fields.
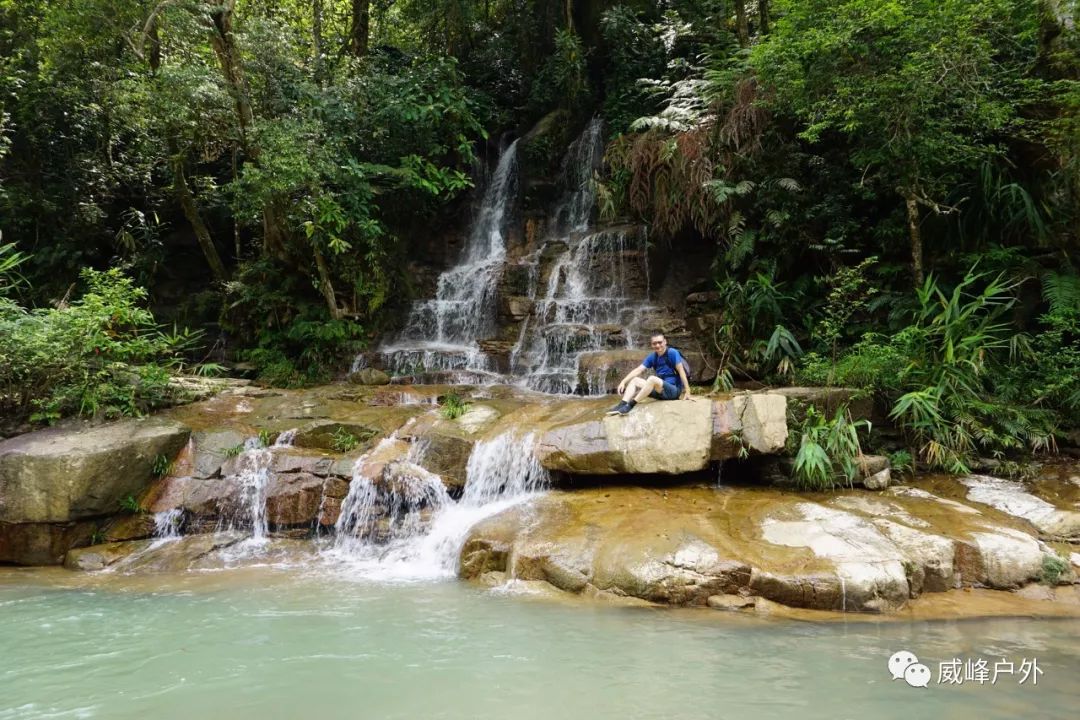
[
  {"xmin": 512, "ymin": 119, "xmax": 653, "ymax": 394},
  {"xmin": 152, "ymin": 509, "xmax": 183, "ymax": 540},
  {"xmin": 327, "ymin": 431, "xmax": 548, "ymax": 581},
  {"xmin": 378, "ymin": 140, "xmax": 520, "ymax": 380},
  {"xmin": 231, "ymin": 438, "xmax": 272, "ymax": 543}
]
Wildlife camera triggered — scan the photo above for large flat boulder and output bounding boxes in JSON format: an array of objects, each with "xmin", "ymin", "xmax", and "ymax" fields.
[
  {"xmin": 460, "ymin": 483, "xmax": 1053, "ymax": 612},
  {"xmin": 0, "ymin": 418, "xmax": 191, "ymax": 523},
  {"xmin": 533, "ymin": 392, "xmax": 787, "ymax": 475}
]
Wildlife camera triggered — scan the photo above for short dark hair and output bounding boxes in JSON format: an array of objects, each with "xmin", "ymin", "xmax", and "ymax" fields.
[{"xmin": 650, "ymin": 332, "xmax": 667, "ymax": 341}]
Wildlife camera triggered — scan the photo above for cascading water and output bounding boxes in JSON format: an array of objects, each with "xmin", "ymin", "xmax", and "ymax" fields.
[
  {"xmin": 152, "ymin": 509, "xmax": 184, "ymax": 540},
  {"xmin": 511, "ymin": 119, "xmax": 653, "ymax": 394},
  {"xmin": 376, "ymin": 140, "xmax": 520, "ymax": 381},
  {"xmin": 327, "ymin": 431, "xmax": 548, "ymax": 581},
  {"xmin": 222, "ymin": 429, "xmax": 298, "ymax": 545}
]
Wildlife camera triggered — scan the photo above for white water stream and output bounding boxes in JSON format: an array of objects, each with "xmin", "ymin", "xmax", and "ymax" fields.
[
  {"xmin": 328, "ymin": 431, "xmax": 548, "ymax": 581},
  {"xmin": 508, "ymin": 118, "xmax": 654, "ymax": 394},
  {"xmin": 377, "ymin": 140, "xmax": 520, "ymax": 381}
]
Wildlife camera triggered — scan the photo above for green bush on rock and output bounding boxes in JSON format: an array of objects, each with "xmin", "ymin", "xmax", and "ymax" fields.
[{"xmin": 0, "ymin": 268, "xmax": 203, "ymax": 425}]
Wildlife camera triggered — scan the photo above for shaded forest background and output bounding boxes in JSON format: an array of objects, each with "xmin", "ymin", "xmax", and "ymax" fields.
[{"xmin": 1, "ymin": 0, "xmax": 1078, "ymax": 474}]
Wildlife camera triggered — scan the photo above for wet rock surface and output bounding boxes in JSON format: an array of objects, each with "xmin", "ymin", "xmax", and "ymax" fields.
[{"xmin": 460, "ymin": 481, "xmax": 1069, "ymax": 612}]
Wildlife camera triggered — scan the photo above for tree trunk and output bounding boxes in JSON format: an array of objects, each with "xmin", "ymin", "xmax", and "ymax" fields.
[
  {"xmin": 758, "ymin": 0, "xmax": 770, "ymax": 35},
  {"xmin": 312, "ymin": 0, "xmax": 324, "ymax": 81},
  {"xmin": 147, "ymin": 7, "xmax": 162, "ymax": 71},
  {"xmin": 202, "ymin": 1, "xmax": 290, "ymax": 260},
  {"xmin": 905, "ymin": 192, "xmax": 925, "ymax": 286},
  {"xmin": 350, "ymin": 0, "xmax": 370, "ymax": 57},
  {"xmin": 205, "ymin": 0, "xmax": 255, "ymax": 158},
  {"xmin": 311, "ymin": 242, "xmax": 341, "ymax": 319},
  {"xmin": 734, "ymin": 0, "xmax": 750, "ymax": 48},
  {"xmin": 170, "ymin": 152, "xmax": 229, "ymax": 283}
]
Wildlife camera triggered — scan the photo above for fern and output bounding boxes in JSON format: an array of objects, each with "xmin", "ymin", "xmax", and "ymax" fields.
[{"xmin": 1042, "ymin": 272, "xmax": 1080, "ymax": 315}]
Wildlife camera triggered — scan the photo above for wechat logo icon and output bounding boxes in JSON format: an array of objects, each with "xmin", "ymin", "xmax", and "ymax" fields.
[{"xmin": 888, "ymin": 650, "xmax": 931, "ymax": 688}]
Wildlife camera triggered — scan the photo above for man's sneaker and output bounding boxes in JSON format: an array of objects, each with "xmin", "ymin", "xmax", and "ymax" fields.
[
  {"xmin": 606, "ymin": 401, "xmax": 627, "ymax": 416},
  {"xmin": 617, "ymin": 400, "xmax": 637, "ymax": 415}
]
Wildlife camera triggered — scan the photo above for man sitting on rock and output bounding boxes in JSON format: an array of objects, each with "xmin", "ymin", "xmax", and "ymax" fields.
[{"xmin": 607, "ymin": 332, "xmax": 691, "ymax": 415}]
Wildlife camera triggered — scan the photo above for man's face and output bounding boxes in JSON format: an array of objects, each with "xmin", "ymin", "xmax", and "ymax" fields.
[{"xmin": 650, "ymin": 336, "xmax": 667, "ymax": 354}]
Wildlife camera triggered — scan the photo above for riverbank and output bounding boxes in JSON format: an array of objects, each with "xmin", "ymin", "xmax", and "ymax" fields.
[{"xmin": 2, "ymin": 381, "xmax": 1078, "ymax": 618}]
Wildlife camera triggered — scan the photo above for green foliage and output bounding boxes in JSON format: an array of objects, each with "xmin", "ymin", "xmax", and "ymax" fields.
[
  {"xmin": 0, "ymin": 242, "xmax": 27, "ymax": 297},
  {"xmin": 802, "ymin": 269, "xmax": 1062, "ymax": 472},
  {"xmin": 528, "ymin": 29, "xmax": 590, "ymax": 114},
  {"xmin": 222, "ymin": 443, "xmax": 246, "ymax": 459},
  {"xmin": 712, "ymin": 267, "xmax": 804, "ymax": 381},
  {"xmin": 257, "ymin": 429, "xmax": 275, "ymax": 448},
  {"xmin": 118, "ymin": 494, "xmax": 142, "ymax": 514},
  {"xmin": 0, "ymin": 268, "xmax": 203, "ymax": 424},
  {"xmin": 755, "ymin": 0, "xmax": 1041, "ymax": 215},
  {"xmin": 330, "ymin": 427, "xmax": 361, "ymax": 453},
  {"xmin": 440, "ymin": 392, "xmax": 470, "ymax": 420},
  {"xmin": 998, "ymin": 271, "xmax": 1080, "ymax": 422},
  {"xmin": 151, "ymin": 453, "xmax": 173, "ymax": 478},
  {"xmin": 1039, "ymin": 554, "xmax": 1070, "ymax": 585},
  {"xmin": 791, "ymin": 406, "xmax": 871, "ymax": 491},
  {"xmin": 887, "ymin": 450, "xmax": 914, "ymax": 478}
]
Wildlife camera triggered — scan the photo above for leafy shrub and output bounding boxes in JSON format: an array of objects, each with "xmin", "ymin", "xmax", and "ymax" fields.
[
  {"xmin": 118, "ymin": 495, "xmax": 143, "ymax": 514},
  {"xmin": 790, "ymin": 406, "xmax": 870, "ymax": 491},
  {"xmin": 440, "ymin": 392, "xmax": 470, "ymax": 420},
  {"xmin": 801, "ymin": 269, "xmax": 1060, "ymax": 473},
  {"xmin": 151, "ymin": 454, "xmax": 173, "ymax": 478},
  {"xmin": 331, "ymin": 427, "xmax": 360, "ymax": 453},
  {"xmin": 0, "ymin": 268, "xmax": 205, "ymax": 424},
  {"xmin": 1039, "ymin": 554, "xmax": 1069, "ymax": 585},
  {"xmin": 222, "ymin": 443, "xmax": 246, "ymax": 459},
  {"xmin": 888, "ymin": 450, "xmax": 914, "ymax": 478}
]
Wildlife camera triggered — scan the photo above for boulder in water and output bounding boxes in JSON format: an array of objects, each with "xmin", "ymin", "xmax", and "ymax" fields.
[
  {"xmin": 0, "ymin": 418, "xmax": 191, "ymax": 523},
  {"xmin": 460, "ymin": 484, "xmax": 1052, "ymax": 612},
  {"xmin": 348, "ymin": 368, "xmax": 391, "ymax": 385},
  {"xmin": 0, "ymin": 521, "xmax": 97, "ymax": 565}
]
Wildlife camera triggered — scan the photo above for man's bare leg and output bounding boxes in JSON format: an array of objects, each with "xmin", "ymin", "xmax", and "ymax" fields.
[
  {"xmin": 633, "ymin": 376, "xmax": 664, "ymax": 403},
  {"xmin": 621, "ymin": 377, "xmax": 648, "ymax": 402}
]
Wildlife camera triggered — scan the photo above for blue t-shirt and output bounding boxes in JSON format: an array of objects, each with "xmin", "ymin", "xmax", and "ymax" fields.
[{"xmin": 643, "ymin": 348, "xmax": 685, "ymax": 390}]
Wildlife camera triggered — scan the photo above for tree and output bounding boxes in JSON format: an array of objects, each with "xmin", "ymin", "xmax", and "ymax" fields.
[{"xmin": 754, "ymin": 0, "xmax": 1045, "ymax": 285}]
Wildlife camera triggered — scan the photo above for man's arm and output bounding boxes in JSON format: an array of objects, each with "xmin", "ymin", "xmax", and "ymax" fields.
[
  {"xmin": 617, "ymin": 365, "xmax": 647, "ymax": 395},
  {"xmin": 677, "ymin": 359, "xmax": 691, "ymax": 399}
]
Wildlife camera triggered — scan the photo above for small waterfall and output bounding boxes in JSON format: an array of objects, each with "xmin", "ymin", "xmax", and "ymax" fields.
[
  {"xmin": 512, "ymin": 119, "xmax": 653, "ymax": 394},
  {"xmin": 334, "ymin": 438, "xmax": 452, "ymax": 549},
  {"xmin": 224, "ymin": 437, "xmax": 273, "ymax": 543},
  {"xmin": 152, "ymin": 509, "xmax": 184, "ymax": 540},
  {"xmin": 274, "ymin": 428, "xmax": 298, "ymax": 447},
  {"xmin": 378, "ymin": 140, "xmax": 520, "ymax": 380},
  {"xmin": 327, "ymin": 431, "xmax": 548, "ymax": 580}
]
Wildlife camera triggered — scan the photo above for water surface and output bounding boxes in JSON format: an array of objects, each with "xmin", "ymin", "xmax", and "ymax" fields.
[{"xmin": 2, "ymin": 567, "xmax": 1076, "ymax": 720}]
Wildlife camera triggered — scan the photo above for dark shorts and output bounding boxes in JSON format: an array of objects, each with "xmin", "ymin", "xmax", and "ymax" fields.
[{"xmin": 649, "ymin": 380, "xmax": 681, "ymax": 400}]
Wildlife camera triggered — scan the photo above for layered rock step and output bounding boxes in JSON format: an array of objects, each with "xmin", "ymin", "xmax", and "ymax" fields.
[{"xmin": 460, "ymin": 484, "xmax": 1072, "ymax": 612}]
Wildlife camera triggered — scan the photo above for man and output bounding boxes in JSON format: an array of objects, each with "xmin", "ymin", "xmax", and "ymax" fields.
[{"xmin": 607, "ymin": 333, "xmax": 691, "ymax": 415}]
